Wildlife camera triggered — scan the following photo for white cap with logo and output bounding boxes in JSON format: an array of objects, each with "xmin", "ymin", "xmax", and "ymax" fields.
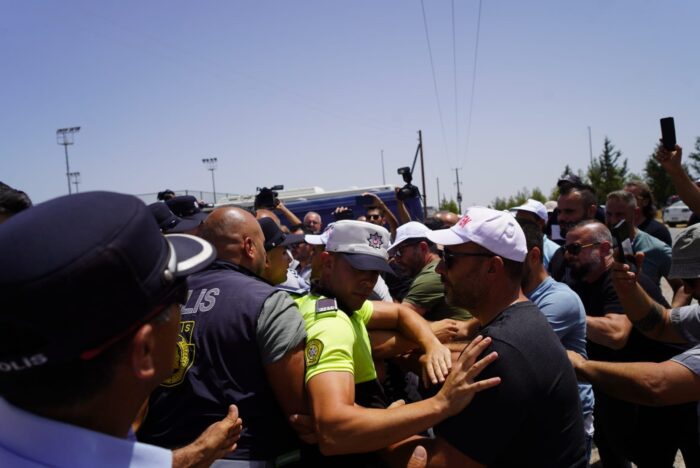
[
  {"xmin": 306, "ymin": 220, "xmax": 394, "ymax": 274},
  {"xmin": 388, "ymin": 221, "xmax": 432, "ymax": 253},
  {"xmin": 426, "ymin": 206, "xmax": 527, "ymax": 262}
]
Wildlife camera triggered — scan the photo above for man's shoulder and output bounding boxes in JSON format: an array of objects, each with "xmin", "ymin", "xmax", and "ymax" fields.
[{"xmin": 634, "ymin": 229, "xmax": 671, "ymax": 253}]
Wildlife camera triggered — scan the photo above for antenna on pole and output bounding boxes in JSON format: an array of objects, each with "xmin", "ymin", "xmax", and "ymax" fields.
[{"xmin": 381, "ymin": 149, "xmax": 386, "ymax": 185}]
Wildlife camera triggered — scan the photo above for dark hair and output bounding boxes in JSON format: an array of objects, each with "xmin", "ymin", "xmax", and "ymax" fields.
[
  {"xmin": 625, "ymin": 180, "xmax": 656, "ymax": 219},
  {"xmin": 560, "ymin": 184, "xmax": 597, "ymax": 212},
  {"xmin": 518, "ymin": 219, "xmax": 544, "ymax": 264},
  {"xmin": 475, "ymin": 245, "xmax": 524, "ymax": 283},
  {"xmin": 0, "ymin": 189, "xmax": 32, "ymax": 215},
  {"xmin": 157, "ymin": 189, "xmax": 176, "ymax": 201}
]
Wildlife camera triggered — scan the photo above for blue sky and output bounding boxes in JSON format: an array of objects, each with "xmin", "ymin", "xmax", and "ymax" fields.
[{"xmin": 2, "ymin": 1, "xmax": 700, "ymax": 207}]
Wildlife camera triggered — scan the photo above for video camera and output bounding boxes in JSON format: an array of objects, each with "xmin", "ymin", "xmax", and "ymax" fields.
[
  {"xmin": 396, "ymin": 167, "xmax": 420, "ymax": 201},
  {"xmin": 254, "ymin": 185, "xmax": 284, "ymax": 209}
]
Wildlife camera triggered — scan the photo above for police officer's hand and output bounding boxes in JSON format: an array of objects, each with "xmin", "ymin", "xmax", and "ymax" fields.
[
  {"xmin": 434, "ymin": 335, "xmax": 501, "ymax": 417},
  {"xmin": 172, "ymin": 404, "xmax": 243, "ymax": 468},
  {"xmin": 421, "ymin": 342, "xmax": 453, "ymax": 387}
]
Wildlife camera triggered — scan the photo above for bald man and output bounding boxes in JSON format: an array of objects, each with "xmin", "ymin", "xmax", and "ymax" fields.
[{"xmin": 138, "ymin": 207, "xmax": 310, "ymax": 465}]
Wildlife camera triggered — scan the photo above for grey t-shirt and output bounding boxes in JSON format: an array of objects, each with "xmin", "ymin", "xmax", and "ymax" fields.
[
  {"xmin": 257, "ymin": 290, "xmax": 306, "ymax": 365},
  {"xmin": 670, "ymin": 304, "xmax": 700, "ymax": 374}
]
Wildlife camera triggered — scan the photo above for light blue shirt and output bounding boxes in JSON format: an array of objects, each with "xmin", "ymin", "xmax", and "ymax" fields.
[
  {"xmin": 527, "ymin": 277, "xmax": 595, "ymax": 417},
  {"xmin": 632, "ymin": 229, "xmax": 672, "ymax": 286},
  {"xmin": 542, "ymin": 234, "xmax": 560, "ymax": 270},
  {"xmin": 0, "ymin": 398, "xmax": 172, "ymax": 468},
  {"xmin": 671, "ymin": 304, "xmax": 700, "ymax": 375}
]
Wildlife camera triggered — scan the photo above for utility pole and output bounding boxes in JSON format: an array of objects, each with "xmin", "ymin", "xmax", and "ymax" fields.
[
  {"xmin": 69, "ymin": 172, "xmax": 81, "ymax": 193},
  {"xmin": 454, "ymin": 167, "xmax": 463, "ymax": 213},
  {"xmin": 56, "ymin": 127, "xmax": 81, "ymax": 195},
  {"xmin": 381, "ymin": 149, "xmax": 386, "ymax": 185},
  {"xmin": 202, "ymin": 157, "xmax": 218, "ymax": 204},
  {"xmin": 587, "ymin": 126, "xmax": 593, "ymax": 164},
  {"xmin": 418, "ymin": 130, "xmax": 427, "ymax": 219},
  {"xmin": 436, "ymin": 177, "xmax": 441, "ymax": 209}
]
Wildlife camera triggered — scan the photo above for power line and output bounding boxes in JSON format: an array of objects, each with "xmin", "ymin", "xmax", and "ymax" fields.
[
  {"xmin": 420, "ymin": 0, "xmax": 452, "ymax": 166},
  {"xmin": 451, "ymin": 0, "xmax": 460, "ymax": 160},
  {"xmin": 461, "ymin": 0, "xmax": 483, "ymax": 169}
]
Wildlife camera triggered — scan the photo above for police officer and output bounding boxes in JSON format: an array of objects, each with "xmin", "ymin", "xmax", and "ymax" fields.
[
  {"xmin": 0, "ymin": 191, "xmax": 223, "ymax": 466},
  {"xmin": 294, "ymin": 220, "xmax": 501, "ymax": 464},
  {"xmin": 138, "ymin": 207, "xmax": 309, "ymax": 465}
]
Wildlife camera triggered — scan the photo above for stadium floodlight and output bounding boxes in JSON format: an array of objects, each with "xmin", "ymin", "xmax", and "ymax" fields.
[
  {"xmin": 68, "ymin": 172, "xmax": 81, "ymax": 193},
  {"xmin": 202, "ymin": 157, "xmax": 218, "ymax": 204},
  {"xmin": 56, "ymin": 126, "xmax": 81, "ymax": 194}
]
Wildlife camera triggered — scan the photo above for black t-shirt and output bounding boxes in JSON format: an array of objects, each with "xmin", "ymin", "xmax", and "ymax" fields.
[
  {"xmin": 568, "ymin": 269, "xmax": 684, "ymax": 363},
  {"xmin": 638, "ymin": 217, "xmax": 672, "ymax": 246},
  {"xmin": 435, "ymin": 302, "xmax": 586, "ymax": 468}
]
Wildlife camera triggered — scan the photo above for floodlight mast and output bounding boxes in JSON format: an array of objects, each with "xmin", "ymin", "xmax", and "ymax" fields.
[
  {"xmin": 69, "ymin": 172, "xmax": 81, "ymax": 193},
  {"xmin": 202, "ymin": 157, "xmax": 218, "ymax": 203},
  {"xmin": 56, "ymin": 127, "xmax": 81, "ymax": 194}
]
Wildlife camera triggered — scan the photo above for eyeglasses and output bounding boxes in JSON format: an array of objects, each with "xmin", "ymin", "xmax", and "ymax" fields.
[
  {"xmin": 563, "ymin": 242, "xmax": 600, "ymax": 256},
  {"xmin": 393, "ymin": 242, "xmax": 420, "ymax": 258},
  {"xmin": 438, "ymin": 248, "xmax": 494, "ymax": 268},
  {"xmin": 367, "ymin": 214, "xmax": 382, "ymax": 221}
]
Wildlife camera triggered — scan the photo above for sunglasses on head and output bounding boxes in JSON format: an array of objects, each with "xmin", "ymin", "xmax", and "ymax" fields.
[
  {"xmin": 563, "ymin": 242, "xmax": 600, "ymax": 255},
  {"xmin": 438, "ymin": 248, "xmax": 494, "ymax": 268}
]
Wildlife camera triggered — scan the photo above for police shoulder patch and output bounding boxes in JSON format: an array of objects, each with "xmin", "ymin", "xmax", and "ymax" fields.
[
  {"xmin": 305, "ymin": 339, "xmax": 324, "ymax": 366},
  {"xmin": 316, "ymin": 298, "xmax": 338, "ymax": 315}
]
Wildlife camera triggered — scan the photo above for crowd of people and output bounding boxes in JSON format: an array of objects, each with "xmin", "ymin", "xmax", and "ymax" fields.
[{"xmin": 1, "ymin": 143, "xmax": 699, "ymax": 467}]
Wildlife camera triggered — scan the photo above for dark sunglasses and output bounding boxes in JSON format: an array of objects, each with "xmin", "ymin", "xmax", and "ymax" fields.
[
  {"xmin": 367, "ymin": 214, "xmax": 382, "ymax": 220},
  {"xmin": 563, "ymin": 242, "xmax": 600, "ymax": 256},
  {"xmin": 438, "ymin": 248, "xmax": 494, "ymax": 268}
]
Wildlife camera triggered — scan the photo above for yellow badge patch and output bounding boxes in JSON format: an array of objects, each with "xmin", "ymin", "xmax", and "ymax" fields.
[
  {"xmin": 161, "ymin": 321, "xmax": 195, "ymax": 387},
  {"xmin": 305, "ymin": 339, "xmax": 324, "ymax": 366}
]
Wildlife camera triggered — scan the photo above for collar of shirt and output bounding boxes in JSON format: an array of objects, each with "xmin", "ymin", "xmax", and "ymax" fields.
[{"xmin": 0, "ymin": 398, "xmax": 172, "ymax": 468}]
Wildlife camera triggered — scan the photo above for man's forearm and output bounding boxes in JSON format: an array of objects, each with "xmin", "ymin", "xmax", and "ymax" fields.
[
  {"xmin": 397, "ymin": 306, "xmax": 441, "ymax": 352},
  {"xmin": 573, "ymin": 359, "xmax": 668, "ymax": 406},
  {"xmin": 615, "ymin": 281, "xmax": 685, "ymax": 343},
  {"xmin": 586, "ymin": 315, "xmax": 631, "ymax": 350},
  {"xmin": 665, "ymin": 164, "xmax": 700, "ymax": 214}
]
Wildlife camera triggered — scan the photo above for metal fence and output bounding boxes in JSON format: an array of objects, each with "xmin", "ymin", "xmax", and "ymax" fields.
[{"xmin": 133, "ymin": 190, "xmax": 238, "ymax": 205}]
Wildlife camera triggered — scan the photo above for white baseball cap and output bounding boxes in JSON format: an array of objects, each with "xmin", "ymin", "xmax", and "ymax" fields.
[
  {"xmin": 388, "ymin": 221, "xmax": 432, "ymax": 253},
  {"xmin": 307, "ymin": 220, "xmax": 394, "ymax": 274},
  {"xmin": 304, "ymin": 222, "xmax": 335, "ymax": 245},
  {"xmin": 426, "ymin": 206, "xmax": 527, "ymax": 262},
  {"xmin": 514, "ymin": 199, "xmax": 548, "ymax": 222}
]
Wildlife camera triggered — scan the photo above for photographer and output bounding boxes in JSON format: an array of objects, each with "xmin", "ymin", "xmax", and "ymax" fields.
[{"xmin": 254, "ymin": 185, "xmax": 303, "ymax": 230}]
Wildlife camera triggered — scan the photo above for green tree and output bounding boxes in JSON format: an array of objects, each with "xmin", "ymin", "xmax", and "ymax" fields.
[
  {"xmin": 439, "ymin": 197, "xmax": 459, "ymax": 213},
  {"xmin": 643, "ymin": 149, "xmax": 690, "ymax": 207},
  {"xmin": 587, "ymin": 137, "xmax": 628, "ymax": 204},
  {"xmin": 687, "ymin": 136, "xmax": 700, "ymax": 179},
  {"xmin": 490, "ymin": 187, "xmax": 546, "ymax": 211}
]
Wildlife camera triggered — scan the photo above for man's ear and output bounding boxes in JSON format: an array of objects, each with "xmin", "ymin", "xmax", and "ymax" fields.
[
  {"xmin": 599, "ymin": 240, "xmax": 612, "ymax": 257},
  {"xmin": 528, "ymin": 247, "xmax": 542, "ymax": 267},
  {"xmin": 129, "ymin": 323, "xmax": 157, "ymax": 381}
]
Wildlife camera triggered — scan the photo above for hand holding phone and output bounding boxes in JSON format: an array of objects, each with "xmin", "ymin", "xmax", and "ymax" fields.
[
  {"xmin": 660, "ymin": 117, "xmax": 676, "ymax": 151},
  {"xmin": 611, "ymin": 220, "xmax": 633, "ymax": 264}
]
